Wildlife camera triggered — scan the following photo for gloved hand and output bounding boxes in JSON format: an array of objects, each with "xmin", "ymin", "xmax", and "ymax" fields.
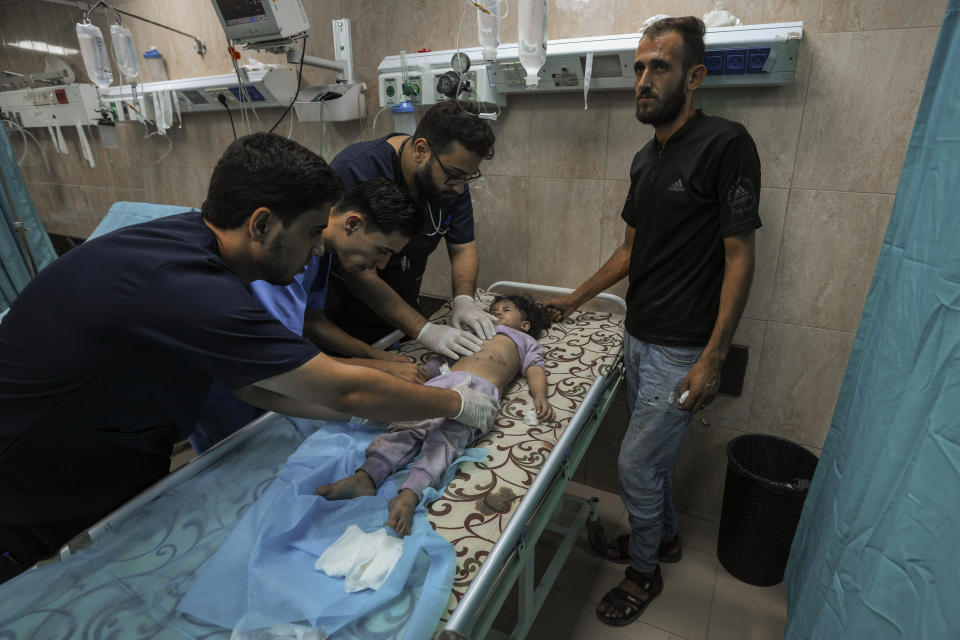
[
  {"xmin": 450, "ymin": 295, "xmax": 498, "ymax": 340},
  {"xmin": 416, "ymin": 322, "xmax": 483, "ymax": 360},
  {"xmin": 450, "ymin": 375, "xmax": 499, "ymax": 432}
]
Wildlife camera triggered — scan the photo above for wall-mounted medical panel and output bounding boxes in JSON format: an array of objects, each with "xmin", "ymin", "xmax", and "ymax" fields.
[
  {"xmin": 376, "ymin": 21, "xmax": 802, "ymax": 108},
  {"xmin": 0, "ymin": 83, "xmax": 101, "ymax": 128},
  {"xmin": 99, "ymin": 67, "xmax": 298, "ymax": 115}
]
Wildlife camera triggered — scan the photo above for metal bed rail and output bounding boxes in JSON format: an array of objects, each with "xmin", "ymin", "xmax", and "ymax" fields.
[{"xmin": 444, "ymin": 360, "xmax": 624, "ymax": 637}]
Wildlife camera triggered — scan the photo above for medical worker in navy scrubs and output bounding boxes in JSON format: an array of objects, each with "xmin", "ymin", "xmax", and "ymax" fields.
[
  {"xmin": 323, "ymin": 101, "xmax": 499, "ymax": 359},
  {"xmin": 0, "ymin": 132, "xmax": 499, "ymax": 584}
]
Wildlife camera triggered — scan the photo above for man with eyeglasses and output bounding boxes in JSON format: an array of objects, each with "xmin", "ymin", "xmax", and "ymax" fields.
[{"xmin": 318, "ymin": 101, "xmax": 497, "ymax": 360}]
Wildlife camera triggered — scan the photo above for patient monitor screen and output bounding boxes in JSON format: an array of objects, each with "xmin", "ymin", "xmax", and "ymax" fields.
[{"xmin": 215, "ymin": 0, "xmax": 267, "ymax": 26}]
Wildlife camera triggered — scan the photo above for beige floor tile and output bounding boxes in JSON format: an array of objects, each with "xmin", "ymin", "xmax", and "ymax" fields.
[
  {"xmin": 587, "ymin": 548, "xmax": 717, "ymax": 640},
  {"xmin": 569, "ymin": 598, "xmax": 691, "ymax": 640},
  {"xmin": 707, "ymin": 565, "xmax": 787, "ymax": 640},
  {"xmin": 673, "ymin": 513, "xmax": 719, "ymax": 558}
]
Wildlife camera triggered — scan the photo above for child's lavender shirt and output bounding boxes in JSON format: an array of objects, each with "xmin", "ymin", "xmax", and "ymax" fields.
[{"xmin": 494, "ymin": 324, "xmax": 545, "ymax": 373}]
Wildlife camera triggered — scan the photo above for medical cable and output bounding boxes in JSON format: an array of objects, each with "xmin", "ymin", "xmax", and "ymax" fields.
[
  {"xmin": 369, "ymin": 105, "xmax": 392, "ymax": 139},
  {"xmin": 2, "ymin": 118, "xmax": 50, "ymax": 173},
  {"xmin": 268, "ymin": 35, "xmax": 307, "ymax": 134},
  {"xmin": 217, "ymin": 93, "xmax": 237, "ymax": 140}
]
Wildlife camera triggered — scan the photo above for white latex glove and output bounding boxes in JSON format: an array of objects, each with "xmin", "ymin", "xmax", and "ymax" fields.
[
  {"xmin": 416, "ymin": 322, "xmax": 483, "ymax": 360},
  {"xmin": 450, "ymin": 295, "xmax": 498, "ymax": 340},
  {"xmin": 450, "ymin": 374, "xmax": 499, "ymax": 432}
]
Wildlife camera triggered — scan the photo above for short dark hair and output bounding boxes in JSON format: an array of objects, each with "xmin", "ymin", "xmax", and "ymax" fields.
[
  {"xmin": 642, "ymin": 16, "xmax": 706, "ymax": 72},
  {"xmin": 202, "ymin": 132, "xmax": 343, "ymax": 229},
  {"xmin": 491, "ymin": 294, "xmax": 550, "ymax": 337},
  {"xmin": 334, "ymin": 178, "xmax": 420, "ymax": 239},
  {"xmin": 413, "ymin": 100, "xmax": 496, "ymax": 160}
]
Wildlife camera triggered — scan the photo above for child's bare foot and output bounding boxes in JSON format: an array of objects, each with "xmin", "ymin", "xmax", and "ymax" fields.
[
  {"xmin": 315, "ymin": 470, "xmax": 376, "ymax": 500},
  {"xmin": 386, "ymin": 489, "xmax": 419, "ymax": 536}
]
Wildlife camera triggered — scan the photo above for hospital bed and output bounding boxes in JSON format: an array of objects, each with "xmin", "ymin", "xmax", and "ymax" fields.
[{"xmin": 0, "ymin": 281, "xmax": 625, "ymax": 639}]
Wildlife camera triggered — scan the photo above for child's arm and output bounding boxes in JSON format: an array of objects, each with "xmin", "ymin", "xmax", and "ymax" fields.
[{"xmin": 525, "ymin": 365, "xmax": 555, "ymax": 422}]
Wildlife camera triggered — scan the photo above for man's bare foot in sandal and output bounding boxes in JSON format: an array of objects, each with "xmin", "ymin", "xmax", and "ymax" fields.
[
  {"xmin": 315, "ymin": 470, "xmax": 376, "ymax": 500},
  {"xmin": 596, "ymin": 565, "xmax": 663, "ymax": 626},
  {"xmin": 387, "ymin": 488, "xmax": 419, "ymax": 536}
]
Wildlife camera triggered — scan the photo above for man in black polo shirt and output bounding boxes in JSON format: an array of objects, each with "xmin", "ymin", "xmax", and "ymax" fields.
[
  {"xmin": 545, "ymin": 17, "xmax": 761, "ymax": 626},
  {"xmin": 0, "ymin": 133, "xmax": 499, "ymax": 584}
]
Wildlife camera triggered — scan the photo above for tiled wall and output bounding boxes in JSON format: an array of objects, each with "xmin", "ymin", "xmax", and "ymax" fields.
[{"xmin": 1, "ymin": 0, "xmax": 948, "ymax": 520}]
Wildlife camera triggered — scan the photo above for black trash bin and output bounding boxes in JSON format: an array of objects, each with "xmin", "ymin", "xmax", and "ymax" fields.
[{"xmin": 717, "ymin": 434, "xmax": 818, "ymax": 586}]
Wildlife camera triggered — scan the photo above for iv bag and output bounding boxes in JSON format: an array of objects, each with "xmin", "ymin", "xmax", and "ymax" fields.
[
  {"xmin": 517, "ymin": 0, "xmax": 547, "ymax": 88},
  {"xmin": 76, "ymin": 22, "xmax": 114, "ymax": 88},
  {"xmin": 477, "ymin": 0, "xmax": 501, "ymax": 62},
  {"xmin": 110, "ymin": 23, "xmax": 140, "ymax": 81}
]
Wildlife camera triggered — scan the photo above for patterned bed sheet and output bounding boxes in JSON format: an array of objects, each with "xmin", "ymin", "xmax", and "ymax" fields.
[{"xmin": 400, "ymin": 289, "xmax": 625, "ymax": 619}]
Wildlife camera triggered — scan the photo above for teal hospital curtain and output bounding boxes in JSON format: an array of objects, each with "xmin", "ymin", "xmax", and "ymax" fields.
[
  {"xmin": 0, "ymin": 125, "xmax": 57, "ymax": 313},
  {"xmin": 785, "ymin": 2, "xmax": 960, "ymax": 638}
]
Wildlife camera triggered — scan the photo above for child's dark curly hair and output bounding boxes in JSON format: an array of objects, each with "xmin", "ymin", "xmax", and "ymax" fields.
[{"xmin": 490, "ymin": 294, "xmax": 550, "ymax": 337}]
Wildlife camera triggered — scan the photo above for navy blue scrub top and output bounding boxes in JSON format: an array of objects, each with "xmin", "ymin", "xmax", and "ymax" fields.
[
  {"xmin": 0, "ymin": 212, "xmax": 320, "ymax": 525},
  {"xmin": 325, "ymin": 134, "xmax": 475, "ymax": 324}
]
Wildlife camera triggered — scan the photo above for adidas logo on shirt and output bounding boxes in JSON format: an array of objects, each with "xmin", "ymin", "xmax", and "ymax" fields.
[{"xmin": 668, "ymin": 178, "xmax": 685, "ymax": 192}]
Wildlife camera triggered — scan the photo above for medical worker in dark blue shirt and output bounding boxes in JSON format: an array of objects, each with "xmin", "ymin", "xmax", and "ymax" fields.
[
  {"xmin": 321, "ymin": 101, "xmax": 499, "ymax": 359},
  {"xmin": 0, "ymin": 133, "xmax": 499, "ymax": 584},
  {"xmin": 544, "ymin": 18, "xmax": 761, "ymax": 627}
]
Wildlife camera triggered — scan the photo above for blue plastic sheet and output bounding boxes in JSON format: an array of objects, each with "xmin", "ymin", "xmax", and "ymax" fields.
[
  {"xmin": 178, "ymin": 420, "xmax": 486, "ymax": 637},
  {"xmin": 88, "ymin": 200, "xmax": 197, "ymax": 240},
  {"xmin": 785, "ymin": 3, "xmax": 960, "ymax": 637}
]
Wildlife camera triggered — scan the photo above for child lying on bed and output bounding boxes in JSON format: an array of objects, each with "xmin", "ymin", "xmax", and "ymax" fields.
[{"xmin": 315, "ymin": 294, "xmax": 555, "ymax": 536}]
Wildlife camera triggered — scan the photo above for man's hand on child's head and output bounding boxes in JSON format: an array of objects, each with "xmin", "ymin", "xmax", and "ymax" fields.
[{"xmin": 543, "ymin": 296, "xmax": 576, "ymax": 323}]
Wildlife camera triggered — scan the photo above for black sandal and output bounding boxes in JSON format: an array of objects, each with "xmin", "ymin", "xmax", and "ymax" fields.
[
  {"xmin": 604, "ymin": 533, "xmax": 683, "ymax": 563},
  {"xmin": 596, "ymin": 565, "xmax": 663, "ymax": 627}
]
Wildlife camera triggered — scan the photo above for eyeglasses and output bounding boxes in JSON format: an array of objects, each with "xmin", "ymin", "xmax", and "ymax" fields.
[{"xmin": 427, "ymin": 143, "xmax": 482, "ymax": 186}]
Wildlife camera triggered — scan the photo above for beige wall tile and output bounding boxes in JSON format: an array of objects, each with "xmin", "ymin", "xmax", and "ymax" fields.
[
  {"xmin": 483, "ymin": 96, "xmax": 531, "ymax": 177},
  {"xmin": 673, "ymin": 422, "xmax": 741, "ymax": 522},
  {"xmin": 25, "ymin": 182, "xmax": 53, "ymax": 219},
  {"xmin": 818, "ymin": 0, "xmax": 949, "ymax": 32},
  {"xmin": 548, "ymin": 0, "xmax": 619, "ymax": 39},
  {"xmin": 769, "ymin": 189, "xmax": 893, "ymax": 332},
  {"xmin": 584, "ymin": 383, "xmax": 628, "ymax": 493},
  {"xmin": 529, "ymin": 91, "xmax": 609, "ymax": 180},
  {"xmin": 749, "ymin": 321, "xmax": 854, "ymax": 447},
  {"xmin": 525, "ymin": 176, "xmax": 605, "ymax": 288},
  {"xmin": 792, "ymin": 29, "xmax": 939, "ymax": 193},
  {"xmin": 470, "ymin": 175, "xmax": 531, "ymax": 288},
  {"xmin": 700, "ymin": 317, "xmax": 767, "ymax": 429},
  {"xmin": 694, "ymin": 40, "xmax": 812, "ymax": 189},
  {"xmin": 143, "ymin": 165, "xmax": 210, "ymax": 208},
  {"xmin": 744, "ymin": 187, "xmax": 788, "ymax": 320},
  {"xmin": 721, "ymin": 0, "xmax": 821, "ymax": 27},
  {"xmin": 43, "ymin": 182, "xmax": 91, "ymax": 237}
]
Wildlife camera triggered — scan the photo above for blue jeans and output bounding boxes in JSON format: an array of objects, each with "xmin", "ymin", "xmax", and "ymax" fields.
[{"xmin": 619, "ymin": 332, "xmax": 703, "ymax": 572}]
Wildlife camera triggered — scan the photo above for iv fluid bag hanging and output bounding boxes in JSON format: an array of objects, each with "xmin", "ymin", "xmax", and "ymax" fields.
[
  {"xmin": 477, "ymin": 0, "xmax": 501, "ymax": 63},
  {"xmin": 76, "ymin": 22, "xmax": 113, "ymax": 88},
  {"xmin": 517, "ymin": 0, "xmax": 547, "ymax": 88},
  {"xmin": 110, "ymin": 24, "xmax": 140, "ymax": 81}
]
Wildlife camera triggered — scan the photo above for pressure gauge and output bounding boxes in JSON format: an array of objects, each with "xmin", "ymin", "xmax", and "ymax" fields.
[{"xmin": 450, "ymin": 52, "xmax": 471, "ymax": 74}]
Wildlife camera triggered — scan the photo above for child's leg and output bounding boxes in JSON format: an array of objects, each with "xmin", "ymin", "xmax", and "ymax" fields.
[
  {"xmin": 387, "ymin": 422, "xmax": 476, "ymax": 536},
  {"xmin": 316, "ymin": 427, "xmax": 429, "ymax": 499}
]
